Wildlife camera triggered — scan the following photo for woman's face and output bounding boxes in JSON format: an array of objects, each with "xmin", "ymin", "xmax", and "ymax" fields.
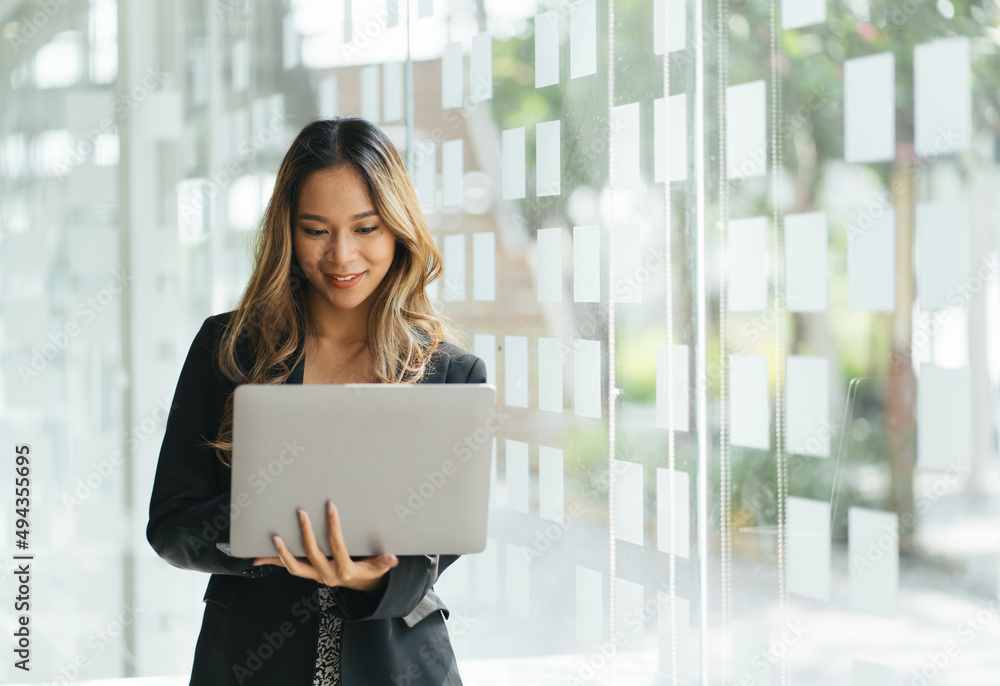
[{"xmin": 292, "ymin": 165, "xmax": 397, "ymax": 313}]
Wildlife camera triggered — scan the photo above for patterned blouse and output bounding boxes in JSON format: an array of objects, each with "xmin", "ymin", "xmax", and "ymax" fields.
[{"xmin": 313, "ymin": 586, "xmax": 343, "ymax": 685}]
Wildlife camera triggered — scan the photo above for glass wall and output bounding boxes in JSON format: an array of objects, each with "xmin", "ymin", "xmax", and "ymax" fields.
[{"xmin": 0, "ymin": 0, "xmax": 998, "ymax": 683}]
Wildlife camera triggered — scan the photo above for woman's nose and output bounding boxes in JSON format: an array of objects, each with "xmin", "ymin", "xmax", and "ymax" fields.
[{"xmin": 327, "ymin": 231, "xmax": 358, "ymax": 263}]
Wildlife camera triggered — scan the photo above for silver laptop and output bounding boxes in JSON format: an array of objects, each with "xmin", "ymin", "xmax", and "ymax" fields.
[{"xmin": 224, "ymin": 382, "xmax": 497, "ymax": 558}]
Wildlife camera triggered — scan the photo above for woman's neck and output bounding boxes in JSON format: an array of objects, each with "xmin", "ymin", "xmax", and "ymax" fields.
[{"xmin": 303, "ymin": 287, "xmax": 370, "ymax": 345}]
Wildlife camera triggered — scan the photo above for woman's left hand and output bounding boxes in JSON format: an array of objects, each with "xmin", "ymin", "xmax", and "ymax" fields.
[{"xmin": 252, "ymin": 500, "xmax": 398, "ymax": 592}]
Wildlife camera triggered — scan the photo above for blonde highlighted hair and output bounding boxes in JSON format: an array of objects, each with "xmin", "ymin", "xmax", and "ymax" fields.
[{"xmin": 205, "ymin": 117, "xmax": 465, "ymax": 467}]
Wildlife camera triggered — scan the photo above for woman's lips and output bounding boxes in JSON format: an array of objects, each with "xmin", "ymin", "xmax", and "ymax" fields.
[{"xmin": 324, "ymin": 271, "xmax": 365, "ymax": 288}]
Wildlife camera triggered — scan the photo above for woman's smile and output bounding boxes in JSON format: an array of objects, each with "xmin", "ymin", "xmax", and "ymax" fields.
[{"xmin": 324, "ymin": 271, "xmax": 365, "ymax": 288}]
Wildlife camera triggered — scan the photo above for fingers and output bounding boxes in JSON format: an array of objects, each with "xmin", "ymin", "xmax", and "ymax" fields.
[
  {"xmin": 357, "ymin": 553, "xmax": 398, "ymax": 576},
  {"xmin": 325, "ymin": 501, "xmax": 356, "ymax": 583},
  {"xmin": 263, "ymin": 504, "xmax": 396, "ymax": 590},
  {"xmin": 297, "ymin": 509, "xmax": 338, "ymax": 586},
  {"xmin": 272, "ymin": 534, "xmax": 322, "ymax": 584}
]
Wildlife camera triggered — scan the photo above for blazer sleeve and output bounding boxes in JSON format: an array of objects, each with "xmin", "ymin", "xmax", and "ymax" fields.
[
  {"xmin": 146, "ymin": 315, "xmax": 269, "ymax": 577},
  {"xmin": 330, "ymin": 351, "xmax": 488, "ymax": 621}
]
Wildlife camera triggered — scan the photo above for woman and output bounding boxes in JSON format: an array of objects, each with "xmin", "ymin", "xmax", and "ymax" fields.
[{"xmin": 146, "ymin": 116, "xmax": 486, "ymax": 685}]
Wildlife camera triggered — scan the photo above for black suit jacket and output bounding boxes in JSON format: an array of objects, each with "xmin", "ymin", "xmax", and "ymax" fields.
[{"xmin": 146, "ymin": 311, "xmax": 487, "ymax": 685}]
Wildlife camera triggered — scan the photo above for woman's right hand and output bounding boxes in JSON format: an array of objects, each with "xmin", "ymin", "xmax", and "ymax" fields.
[{"xmin": 252, "ymin": 499, "xmax": 398, "ymax": 592}]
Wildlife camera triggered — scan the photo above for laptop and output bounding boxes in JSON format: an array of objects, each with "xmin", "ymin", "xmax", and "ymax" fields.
[{"xmin": 222, "ymin": 382, "xmax": 498, "ymax": 558}]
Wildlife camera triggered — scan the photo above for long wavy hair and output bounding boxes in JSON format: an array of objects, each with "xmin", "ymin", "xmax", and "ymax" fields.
[{"xmin": 205, "ymin": 117, "xmax": 465, "ymax": 467}]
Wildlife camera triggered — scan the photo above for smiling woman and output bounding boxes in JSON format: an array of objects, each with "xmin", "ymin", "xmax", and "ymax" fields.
[
  {"xmin": 145, "ymin": 117, "xmax": 486, "ymax": 686},
  {"xmin": 291, "ymin": 165, "xmax": 399, "ymax": 384}
]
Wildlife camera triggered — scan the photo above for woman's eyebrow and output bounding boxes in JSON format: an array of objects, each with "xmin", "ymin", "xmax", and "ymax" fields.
[{"xmin": 297, "ymin": 210, "xmax": 378, "ymax": 223}]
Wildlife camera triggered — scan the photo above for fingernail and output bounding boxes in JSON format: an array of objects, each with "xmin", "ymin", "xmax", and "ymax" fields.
[
  {"xmin": 297, "ymin": 508, "xmax": 305, "ymax": 521},
  {"xmin": 327, "ymin": 500, "xmax": 334, "ymax": 515},
  {"xmin": 273, "ymin": 534, "xmax": 282, "ymax": 545}
]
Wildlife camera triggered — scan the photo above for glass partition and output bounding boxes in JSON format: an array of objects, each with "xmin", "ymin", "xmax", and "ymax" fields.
[{"xmin": 1, "ymin": 0, "xmax": 998, "ymax": 683}]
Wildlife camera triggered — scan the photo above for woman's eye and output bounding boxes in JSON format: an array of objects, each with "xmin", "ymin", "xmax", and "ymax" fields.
[
  {"xmin": 305, "ymin": 228, "xmax": 325, "ymax": 236},
  {"xmin": 358, "ymin": 226, "xmax": 378, "ymax": 234}
]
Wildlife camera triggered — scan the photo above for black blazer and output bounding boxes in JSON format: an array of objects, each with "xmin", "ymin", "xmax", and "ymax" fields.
[{"xmin": 146, "ymin": 311, "xmax": 487, "ymax": 685}]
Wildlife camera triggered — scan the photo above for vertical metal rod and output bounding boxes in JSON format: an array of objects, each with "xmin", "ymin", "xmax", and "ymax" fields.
[
  {"xmin": 607, "ymin": 0, "xmax": 617, "ymax": 682},
  {"xmin": 117, "ymin": 0, "xmax": 136, "ymax": 674},
  {"xmin": 692, "ymin": 0, "xmax": 710, "ymax": 683}
]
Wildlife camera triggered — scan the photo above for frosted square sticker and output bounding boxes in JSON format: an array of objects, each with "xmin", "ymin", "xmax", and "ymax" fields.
[
  {"xmin": 538, "ymin": 337, "xmax": 564, "ymax": 413},
  {"xmin": 536, "ymin": 119, "xmax": 561, "ymax": 197},
  {"xmin": 574, "ymin": 339, "xmax": 602, "ymax": 418},
  {"xmin": 535, "ymin": 11, "xmax": 560, "ymax": 88},
  {"xmin": 914, "ymin": 37, "xmax": 970, "ymax": 157},
  {"xmin": 656, "ymin": 344, "xmax": 689, "ymax": 432},
  {"xmin": 570, "ymin": 0, "xmax": 596, "ymax": 78},
  {"xmin": 917, "ymin": 364, "xmax": 971, "ymax": 472},
  {"xmin": 848, "ymin": 207, "xmax": 895, "ymax": 312},
  {"xmin": 470, "ymin": 31, "xmax": 493, "ymax": 102},
  {"xmin": 727, "ymin": 217, "xmax": 768, "ymax": 312},
  {"xmin": 611, "ymin": 102, "xmax": 641, "ymax": 187},
  {"xmin": 844, "ymin": 53, "xmax": 894, "ymax": 163},
  {"xmin": 727, "ymin": 81, "xmax": 766, "ymax": 179},
  {"xmin": 537, "ymin": 227, "xmax": 563, "ymax": 302},
  {"xmin": 654, "ymin": 94, "xmax": 687, "ymax": 183},
  {"xmin": 786, "ymin": 355, "xmax": 830, "ymax": 457},
  {"xmin": 442, "ymin": 139, "xmax": 463, "ymax": 208},
  {"xmin": 916, "ymin": 201, "xmax": 970, "ymax": 312},
  {"xmin": 849, "ymin": 507, "xmax": 898, "ymax": 617},
  {"xmin": 472, "ymin": 232, "xmax": 495, "ymax": 301},
  {"xmin": 504, "ymin": 439, "xmax": 529, "ymax": 514},
  {"xmin": 653, "ymin": 0, "xmax": 686, "ymax": 54},
  {"xmin": 784, "ymin": 211, "xmax": 827, "ymax": 312},
  {"xmin": 614, "ymin": 460, "xmax": 643, "ymax": 546},
  {"xmin": 442, "ymin": 233, "xmax": 465, "ymax": 301},
  {"xmin": 787, "ymin": 496, "xmax": 831, "ymax": 601},
  {"xmin": 504, "ymin": 335, "xmax": 528, "ymax": 408},
  {"xmin": 539, "ymin": 445, "xmax": 564, "ymax": 521},
  {"xmin": 573, "ymin": 225, "xmax": 600, "ymax": 302},
  {"xmin": 656, "ymin": 468, "xmax": 689, "ymax": 557},
  {"xmin": 502, "ymin": 128, "xmax": 526, "ymax": 200},
  {"xmin": 442, "ymin": 40, "xmax": 463, "ymax": 110},
  {"xmin": 730, "ymin": 354, "xmax": 770, "ymax": 450},
  {"xmin": 781, "ymin": 0, "xmax": 826, "ymax": 29}
]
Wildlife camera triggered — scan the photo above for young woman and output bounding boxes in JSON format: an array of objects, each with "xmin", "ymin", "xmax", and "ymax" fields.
[{"xmin": 146, "ymin": 117, "xmax": 486, "ymax": 685}]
